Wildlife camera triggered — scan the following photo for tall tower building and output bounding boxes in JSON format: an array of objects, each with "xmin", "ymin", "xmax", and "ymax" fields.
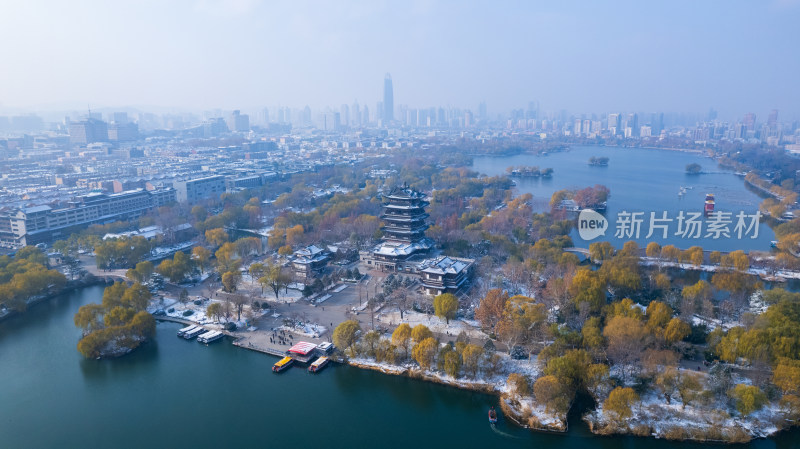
[
  {"xmin": 768, "ymin": 109, "xmax": 779, "ymax": 129},
  {"xmin": 340, "ymin": 104, "xmax": 350, "ymax": 127},
  {"xmin": 368, "ymin": 185, "xmax": 432, "ymax": 271},
  {"xmin": 352, "ymin": 101, "xmax": 361, "ymax": 127},
  {"xmin": 743, "ymin": 113, "xmax": 757, "ymax": 131},
  {"xmin": 383, "ymin": 73, "xmax": 394, "ymax": 123}
]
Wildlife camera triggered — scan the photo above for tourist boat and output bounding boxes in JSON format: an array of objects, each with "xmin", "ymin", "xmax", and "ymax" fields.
[
  {"xmin": 272, "ymin": 356, "xmax": 293, "ymax": 373},
  {"xmin": 197, "ymin": 330, "xmax": 223, "ymax": 344},
  {"xmin": 488, "ymin": 407, "xmax": 498, "ymax": 424},
  {"xmin": 308, "ymin": 356, "xmax": 329, "ymax": 373},
  {"xmin": 177, "ymin": 324, "xmax": 198, "ymax": 337},
  {"xmin": 704, "ymin": 193, "xmax": 715, "ymax": 215},
  {"xmin": 182, "ymin": 327, "xmax": 205, "ymax": 340}
]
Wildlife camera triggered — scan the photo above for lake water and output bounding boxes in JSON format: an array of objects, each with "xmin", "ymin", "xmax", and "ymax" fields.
[
  {"xmin": 472, "ymin": 145, "xmax": 775, "ymax": 252},
  {"xmin": 0, "ymin": 286, "xmax": 796, "ymax": 448}
]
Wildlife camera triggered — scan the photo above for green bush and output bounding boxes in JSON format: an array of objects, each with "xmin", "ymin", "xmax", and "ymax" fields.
[{"xmin": 182, "ymin": 310, "xmax": 194, "ymax": 317}]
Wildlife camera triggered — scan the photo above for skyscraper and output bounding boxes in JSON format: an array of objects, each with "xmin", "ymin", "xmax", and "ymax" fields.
[
  {"xmin": 352, "ymin": 101, "xmax": 361, "ymax": 127},
  {"xmin": 383, "ymin": 73, "xmax": 394, "ymax": 123}
]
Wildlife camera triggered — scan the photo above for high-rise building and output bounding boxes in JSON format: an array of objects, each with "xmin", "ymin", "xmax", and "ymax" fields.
[
  {"xmin": 406, "ymin": 108, "xmax": 417, "ymax": 127},
  {"xmin": 383, "ymin": 73, "xmax": 394, "ymax": 123},
  {"xmin": 108, "ymin": 122, "xmax": 139, "ymax": 141},
  {"xmin": 340, "ymin": 104, "xmax": 350, "ymax": 127},
  {"xmin": 608, "ymin": 113, "xmax": 621, "ymax": 135},
  {"xmin": 352, "ymin": 101, "xmax": 361, "ymax": 127},
  {"xmin": 69, "ymin": 118, "xmax": 108, "ymax": 145},
  {"xmin": 743, "ymin": 113, "xmax": 757, "ymax": 131},
  {"xmin": 625, "ymin": 113, "xmax": 639, "ymax": 137},
  {"xmin": 203, "ymin": 118, "xmax": 227, "ymax": 137},
  {"xmin": 227, "ymin": 110, "xmax": 250, "ymax": 132},
  {"xmin": 768, "ymin": 109, "xmax": 779, "ymax": 129},
  {"xmin": 478, "ymin": 101, "xmax": 487, "ymax": 120},
  {"xmin": 111, "ymin": 112, "xmax": 128, "ymax": 124}
]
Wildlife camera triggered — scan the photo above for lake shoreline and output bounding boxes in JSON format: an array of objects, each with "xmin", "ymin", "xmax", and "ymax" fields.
[
  {"xmin": 0, "ymin": 275, "xmax": 108, "ymax": 324},
  {"xmin": 346, "ymin": 358, "xmax": 569, "ymax": 434}
]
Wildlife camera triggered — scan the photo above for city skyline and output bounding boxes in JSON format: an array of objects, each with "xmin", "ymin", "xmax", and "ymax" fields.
[{"xmin": 1, "ymin": 1, "xmax": 799, "ymax": 119}]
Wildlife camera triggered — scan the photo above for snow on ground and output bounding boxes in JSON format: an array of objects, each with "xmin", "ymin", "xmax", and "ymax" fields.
[
  {"xmin": 586, "ymin": 383, "xmax": 783, "ymax": 440},
  {"xmin": 641, "ymin": 257, "xmax": 800, "ymax": 281},
  {"xmin": 149, "ymin": 295, "xmax": 255, "ymax": 328},
  {"xmin": 315, "ymin": 294, "xmax": 332, "ymax": 304},
  {"xmin": 349, "ymin": 350, "xmax": 562, "ymax": 429},
  {"xmin": 377, "ymin": 310, "xmax": 487, "ymax": 340},
  {"xmin": 278, "ymin": 322, "xmax": 327, "ymax": 338},
  {"xmin": 506, "ymin": 395, "xmax": 565, "ymax": 429}
]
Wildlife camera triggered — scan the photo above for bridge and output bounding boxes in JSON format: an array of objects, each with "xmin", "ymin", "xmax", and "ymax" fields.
[{"xmin": 563, "ymin": 247, "xmax": 591, "ymax": 257}]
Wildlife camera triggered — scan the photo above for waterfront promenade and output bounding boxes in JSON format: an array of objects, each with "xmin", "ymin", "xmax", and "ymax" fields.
[{"xmin": 232, "ymin": 329, "xmax": 328, "ymax": 358}]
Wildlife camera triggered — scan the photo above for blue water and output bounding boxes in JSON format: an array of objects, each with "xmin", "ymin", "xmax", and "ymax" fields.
[
  {"xmin": 473, "ymin": 145, "xmax": 774, "ymax": 252},
  {"xmin": 0, "ymin": 286, "xmax": 797, "ymax": 448}
]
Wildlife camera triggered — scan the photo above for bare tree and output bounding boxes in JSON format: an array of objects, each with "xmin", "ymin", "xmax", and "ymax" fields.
[{"xmin": 231, "ymin": 294, "xmax": 249, "ymax": 322}]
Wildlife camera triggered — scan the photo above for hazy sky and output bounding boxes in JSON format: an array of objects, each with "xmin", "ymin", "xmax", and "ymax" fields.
[{"xmin": 1, "ymin": 0, "xmax": 799, "ymax": 119}]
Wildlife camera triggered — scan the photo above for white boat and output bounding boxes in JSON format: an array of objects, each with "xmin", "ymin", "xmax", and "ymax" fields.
[
  {"xmin": 309, "ymin": 356, "xmax": 330, "ymax": 373},
  {"xmin": 177, "ymin": 325, "xmax": 198, "ymax": 337},
  {"xmin": 183, "ymin": 327, "xmax": 205, "ymax": 340},
  {"xmin": 197, "ymin": 330, "xmax": 223, "ymax": 344}
]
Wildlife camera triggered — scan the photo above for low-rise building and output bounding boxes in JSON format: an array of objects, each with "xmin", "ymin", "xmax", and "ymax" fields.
[
  {"xmin": 0, "ymin": 188, "xmax": 176, "ymax": 248},
  {"xmin": 419, "ymin": 256, "xmax": 475, "ymax": 296},
  {"xmin": 291, "ymin": 245, "xmax": 329, "ymax": 279}
]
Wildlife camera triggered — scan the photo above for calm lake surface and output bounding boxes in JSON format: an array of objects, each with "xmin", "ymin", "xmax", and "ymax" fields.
[
  {"xmin": 1, "ymin": 286, "xmax": 796, "ymax": 448},
  {"xmin": 472, "ymin": 145, "xmax": 775, "ymax": 252}
]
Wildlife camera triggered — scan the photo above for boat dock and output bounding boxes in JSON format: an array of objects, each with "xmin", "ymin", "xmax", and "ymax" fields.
[
  {"xmin": 197, "ymin": 330, "xmax": 224, "ymax": 344},
  {"xmin": 232, "ymin": 329, "xmax": 330, "ymax": 358}
]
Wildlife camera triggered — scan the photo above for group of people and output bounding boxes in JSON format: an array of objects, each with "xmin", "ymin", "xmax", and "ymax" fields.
[{"xmin": 270, "ymin": 329, "xmax": 293, "ymax": 346}]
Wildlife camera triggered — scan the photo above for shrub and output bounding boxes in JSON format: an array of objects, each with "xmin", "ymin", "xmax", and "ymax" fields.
[
  {"xmin": 182, "ymin": 310, "xmax": 194, "ymax": 317},
  {"xmin": 507, "ymin": 373, "xmax": 531, "ymax": 396},
  {"xmin": 224, "ymin": 322, "xmax": 237, "ymax": 331}
]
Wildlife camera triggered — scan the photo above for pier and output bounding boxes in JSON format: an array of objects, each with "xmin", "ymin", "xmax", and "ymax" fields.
[{"xmin": 232, "ymin": 329, "xmax": 330, "ymax": 359}]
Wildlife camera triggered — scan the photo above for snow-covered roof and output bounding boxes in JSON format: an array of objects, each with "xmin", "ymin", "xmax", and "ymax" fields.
[
  {"xmin": 295, "ymin": 245, "xmax": 325, "ymax": 257},
  {"xmin": 420, "ymin": 256, "xmax": 474, "ymax": 275},
  {"xmin": 372, "ymin": 240, "xmax": 431, "ymax": 257}
]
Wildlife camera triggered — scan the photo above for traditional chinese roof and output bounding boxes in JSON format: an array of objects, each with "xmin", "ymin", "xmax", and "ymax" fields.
[
  {"xmin": 295, "ymin": 245, "xmax": 325, "ymax": 257},
  {"xmin": 419, "ymin": 256, "xmax": 474, "ymax": 275},
  {"xmin": 372, "ymin": 240, "xmax": 432, "ymax": 257}
]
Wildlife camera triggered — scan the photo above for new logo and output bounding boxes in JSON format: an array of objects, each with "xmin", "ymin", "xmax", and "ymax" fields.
[{"xmin": 578, "ymin": 209, "xmax": 607, "ymax": 240}]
